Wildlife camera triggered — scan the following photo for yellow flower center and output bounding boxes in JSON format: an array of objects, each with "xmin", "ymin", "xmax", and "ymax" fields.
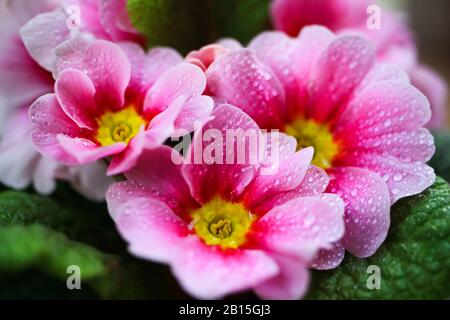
[
  {"xmin": 191, "ymin": 197, "xmax": 255, "ymax": 249},
  {"xmin": 285, "ymin": 118, "xmax": 339, "ymax": 169},
  {"xmin": 209, "ymin": 219, "xmax": 233, "ymax": 239},
  {"xmin": 96, "ymin": 106, "xmax": 146, "ymax": 146}
]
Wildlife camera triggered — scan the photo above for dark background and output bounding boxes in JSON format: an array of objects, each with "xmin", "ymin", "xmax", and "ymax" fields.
[{"xmin": 404, "ymin": 0, "xmax": 450, "ymax": 125}]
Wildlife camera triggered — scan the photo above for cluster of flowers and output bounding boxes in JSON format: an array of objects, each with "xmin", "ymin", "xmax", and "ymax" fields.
[{"xmin": 0, "ymin": 0, "xmax": 443, "ymax": 299}]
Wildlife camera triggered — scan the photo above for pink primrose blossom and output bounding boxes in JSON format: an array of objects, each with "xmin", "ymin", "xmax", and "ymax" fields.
[
  {"xmin": 107, "ymin": 104, "xmax": 345, "ymax": 299},
  {"xmin": 0, "ymin": 0, "xmax": 114, "ymax": 198},
  {"xmin": 198, "ymin": 26, "xmax": 435, "ymax": 266},
  {"xmin": 30, "ymin": 39, "xmax": 213, "ymax": 175},
  {"xmin": 270, "ymin": 0, "xmax": 447, "ymax": 128}
]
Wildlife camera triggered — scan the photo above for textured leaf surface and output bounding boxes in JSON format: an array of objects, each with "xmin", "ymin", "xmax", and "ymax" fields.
[
  {"xmin": 0, "ymin": 224, "xmax": 157, "ymax": 299},
  {"xmin": 307, "ymin": 177, "xmax": 450, "ymax": 299},
  {"xmin": 0, "ymin": 189, "xmax": 123, "ymax": 252},
  {"xmin": 0, "ymin": 188, "xmax": 180, "ymax": 299}
]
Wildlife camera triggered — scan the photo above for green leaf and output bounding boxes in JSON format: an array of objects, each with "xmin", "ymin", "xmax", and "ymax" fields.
[
  {"xmin": 0, "ymin": 224, "xmax": 155, "ymax": 299},
  {"xmin": 127, "ymin": 0, "xmax": 271, "ymax": 54},
  {"xmin": 211, "ymin": 0, "xmax": 271, "ymax": 45},
  {"xmin": 0, "ymin": 191, "xmax": 69, "ymax": 227},
  {"xmin": 429, "ymin": 131, "xmax": 450, "ymax": 182},
  {"xmin": 306, "ymin": 177, "xmax": 450, "ymax": 300},
  {"xmin": 0, "ymin": 189, "xmax": 124, "ymax": 253},
  {"xmin": 127, "ymin": 0, "xmax": 209, "ymax": 54},
  {"xmin": 0, "ymin": 188, "xmax": 186, "ymax": 299}
]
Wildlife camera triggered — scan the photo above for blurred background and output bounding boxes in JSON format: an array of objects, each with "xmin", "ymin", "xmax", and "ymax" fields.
[{"xmin": 383, "ymin": 0, "xmax": 450, "ymax": 126}]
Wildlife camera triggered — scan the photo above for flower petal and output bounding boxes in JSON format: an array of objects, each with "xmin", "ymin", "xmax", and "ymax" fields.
[
  {"xmin": 114, "ymin": 197, "xmax": 189, "ymax": 263},
  {"xmin": 68, "ymin": 0, "xmax": 110, "ymax": 39},
  {"xmin": 172, "ymin": 238, "xmax": 279, "ymax": 299},
  {"xmin": 0, "ymin": 109, "xmax": 42, "ymax": 190},
  {"xmin": 253, "ymin": 165, "xmax": 329, "ymax": 214},
  {"xmin": 52, "ymin": 33, "xmax": 93, "ymax": 78},
  {"xmin": 217, "ymin": 38, "xmax": 243, "ymax": 51},
  {"xmin": 342, "ymin": 129, "xmax": 435, "ymax": 163},
  {"xmin": 243, "ymin": 147, "xmax": 314, "ymax": 209},
  {"xmin": 144, "ymin": 95, "xmax": 186, "ymax": 148},
  {"xmin": 206, "ymin": 49, "xmax": 286, "ymax": 129},
  {"xmin": 99, "ymin": 0, "xmax": 143, "ymax": 42},
  {"xmin": 20, "ymin": 8, "xmax": 71, "ymax": 71},
  {"xmin": 107, "ymin": 127, "xmax": 146, "ymax": 176},
  {"xmin": 337, "ymin": 152, "xmax": 435, "ymax": 203},
  {"xmin": 144, "ymin": 63, "xmax": 206, "ymax": 116},
  {"xmin": 310, "ymin": 242, "xmax": 345, "ymax": 270},
  {"xmin": 186, "ymin": 44, "xmax": 231, "ymax": 72},
  {"xmin": 249, "ymin": 31, "xmax": 302, "ymax": 119},
  {"xmin": 182, "ymin": 104, "xmax": 262, "ymax": 204},
  {"xmin": 308, "ymin": 35, "xmax": 375, "ymax": 122},
  {"xmin": 67, "ymin": 162, "xmax": 113, "ymax": 201},
  {"xmin": 2, "ymin": 0, "xmax": 59, "ymax": 24},
  {"xmin": 255, "ymin": 254, "xmax": 309, "ymax": 300},
  {"xmin": 119, "ymin": 43, "xmax": 182, "ymax": 99},
  {"xmin": 261, "ymin": 132, "xmax": 298, "ymax": 165},
  {"xmin": 410, "ymin": 65, "xmax": 448, "ymax": 129},
  {"xmin": 174, "ymin": 95, "xmax": 214, "ymax": 133},
  {"xmin": 55, "ymin": 68, "xmax": 98, "ymax": 129},
  {"xmin": 334, "ymin": 81, "xmax": 431, "ymax": 139},
  {"xmin": 30, "ymin": 94, "xmax": 80, "ymax": 165},
  {"xmin": 56, "ymin": 40, "xmax": 131, "ymax": 109},
  {"xmin": 271, "ymin": 0, "xmax": 372, "ymax": 36},
  {"xmin": 115, "ymin": 146, "xmax": 196, "ymax": 218},
  {"xmin": 251, "ymin": 195, "xmax": 345, "ymax": 260},
  {"xmin": 354, "ymin": 62, "xmax": 410, "ymax": 98},
  {"xmin": 0, "ymin": 36, "xmax": 52, "ymax": 112},
  {"xmin": 57, "ymin": 134, "xmax": 126, "ymax": 164},
  {"xmin": 33, "ymin": 155, "xmax": 59, "ymax": 195},
  {"xmin": 327, "ymin": 167, "xmax": 390, "ymax": 258}
]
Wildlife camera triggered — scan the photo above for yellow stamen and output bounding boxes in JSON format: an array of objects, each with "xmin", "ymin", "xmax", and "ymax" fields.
[
  {"xmin": 285, "ymin": 118, "xmax": 339, "ymax": 169},
  {"xmin": 209, "ymin": 219, "xmax": 233, "ymax": 239},
  {"xmin": 191, "ymin": 197, "xmax": 254, "ymax": 249},
  {"xmin": 96, "ymin": 106, "xmax": 146, "ymax": 146}
]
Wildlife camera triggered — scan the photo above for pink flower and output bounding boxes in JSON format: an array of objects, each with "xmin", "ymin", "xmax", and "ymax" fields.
[
  {"xmin": 202, "ymin": 27, "xmax": 435, "ymax": 266},
  {"xmin": 270, "ymin": 0, "xmax": 447, "ymax": 128},
  {"xmin": 0, "ymin": 0, "xmax": 56, "ymax": 122},
  {"xmin": 0, "ymin": 107, "xmax": 59, "ymax": 193},
  {"xmin": 271, "ymin": 0, "xmax": 413, "ymax": 65},
  {"xmin": 186, "ymin": 44, "xmax": 230, "ymax": 72},
  {"xmin": 30, "ymin": 39, "xmax": 213, "ymax": 175},
  {"xmin": 0, "ymin": 0, "xmax": 113, "ymax": 198},
  {"xmin": 409, "ymin": 65, "xmax": 448, "ymax": 129},
  {"xmin": 272, "ymin": 0, "xmax": 372, "ymax": 37},
  {"xmin": 107, "ymin": 105, "xmax": 345, "ymax": 299},
  {"xmin": 0, "ymin": 107, "xmax": 112, "ymax": 199},
  {"xmin": 186, "ymin": 39, "xmax": 242, "ymax": 72},
  {"xmin": 20, "ymin": 0, "xmax": 144, "ymax": 72}
]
